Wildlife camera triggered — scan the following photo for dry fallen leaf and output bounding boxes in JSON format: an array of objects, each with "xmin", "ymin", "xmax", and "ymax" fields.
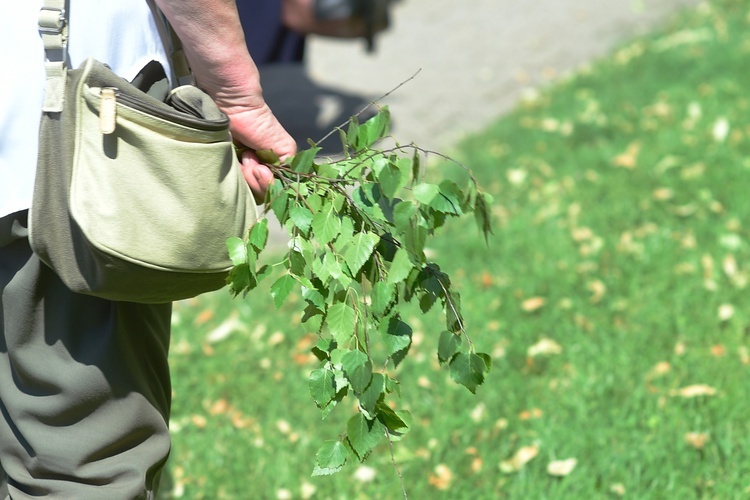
[
  {"xmin": 300, "ymin": 482, "xmax": 316, "ymax": 500},
  {"xmin": 521, "ymin": 297, "xmax": 546, "ymax": 312},
  {"xmin": 710, "ymin": 345, "xmax": 726, "ymax": 357},
  {"xmin": 519, "ymin": 408, "xmax": 543, "ymax": 421},
  {"xmin": 500, "ymin": 445, "xmax": 539, "ymax": 473},
  {"xmin": 673, "ymin": 384, "xmax": 717, "ymax": 398},
  {"xmin": 723, "ymin": 255, "xmax": 738, "ymax": 278},
  {"xmin": 547, "ymin": 458, "xmax": 578, "ymax": 477},
  {"xmin": 528, "ymin": 338, "xmax": 562, "ymax": 357},
  {"xmin": 610, "ymin": 483, "xmax": 626, "ymax": 496},
  {"xmin": 428, "ymin": 464, "xmax": 453, "ymax": 490},
  {"xmin": 353, "ymin": 465, "xmax": 377, "ymax": 483},
  {"xmin": 194, "ymin": 308, "xmax": 214, "ymax": 325},
  {"xmin": 646, "ymin": 361, "xmax": 671, "ymax": 381},
  {"xmin": 674, "ymin": 342, "xmax": 687, "ymax": 356},
  {"xmin": 470, "ymin": 403, "xmax": 487, "ymax": 423},
  {"xmin": 230, "ymin": 410, "xmax": 254, "ymax": 430},
  {"xmin": 205, "ymin": 311, "xmax": 244, "ymax": 344},
  {"xmin": 481, "ymin": 272, "xmax": 494, "ymax": 288},
  {"xmin": 190, "ymin": 414, "xmax": 207, "ymax": 428},
  {"xmin": 685, "ymin": 432, "xmax": 710, "ymax": 449},
  {"xmin": 718, "ymin": 304, "xmax": 735, "ymax": 322},
  {"xmin": 713, "ymin": 117, "xmax": 730, "ymax": 142},
  {"xmin": 740, "ymin": 346, "xmax": 750, "ymax": 365},
  {"xmin": 652, "ymin": 187, "xmax": 674, "ymax": 201},
  {"xmin": 613, "ymin": 141, "xmax": 641, "ymax": 168},
  {"xmin": 571, "ymin": 226, "xmax": 594, "ymax": 242},
  {"xmin": 208, "ymin": 399, "xmax": 228, "ymax": 416},
  {"xmin": 268, "ymin": 331, "xmax": 286, "ymax": 347},
  {"xmin": 587, "ymin": 280, "xmax": 607, "ymax": 303}
]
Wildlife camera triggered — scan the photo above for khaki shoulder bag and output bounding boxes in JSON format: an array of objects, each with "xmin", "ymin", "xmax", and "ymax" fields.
[{"xmin": 29, "ymin": 0, "xmax": 257, "ymax": 303}]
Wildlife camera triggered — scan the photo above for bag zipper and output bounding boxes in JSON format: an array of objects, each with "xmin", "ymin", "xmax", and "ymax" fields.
[{"xmin": 95, "ymin": 87, "xmax": 230, "ymax": 133}]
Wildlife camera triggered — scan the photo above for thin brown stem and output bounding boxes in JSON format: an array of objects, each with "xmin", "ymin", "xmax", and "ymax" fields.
[{"xmin": 385, "ymin": 427, "xmax": 409, "ymax": 500}]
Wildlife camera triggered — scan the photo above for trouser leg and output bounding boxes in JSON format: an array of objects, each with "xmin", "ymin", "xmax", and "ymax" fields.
[{"xmin": 0, "ymin": 211, "xmax": 172, "ymax": 499}]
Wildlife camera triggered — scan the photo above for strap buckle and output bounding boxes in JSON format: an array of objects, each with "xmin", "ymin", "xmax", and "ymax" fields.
[{"xmin": 38, "ymin": 6, "xmax": 66, "ymax": 36}]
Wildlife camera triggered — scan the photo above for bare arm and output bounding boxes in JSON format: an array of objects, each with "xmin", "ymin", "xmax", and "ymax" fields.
[{"xmin": 154, "ymin": 0, "xmax": 296, "ymax": 201}]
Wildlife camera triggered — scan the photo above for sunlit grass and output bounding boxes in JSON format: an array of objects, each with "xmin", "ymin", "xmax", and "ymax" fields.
[{"xmin": 162, "ymin": 1, "xmax": 750, "ymax": 497}]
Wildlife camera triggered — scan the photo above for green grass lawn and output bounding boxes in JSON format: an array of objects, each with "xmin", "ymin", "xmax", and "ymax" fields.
[{"xmin": 162, "ymin": 1, "xmax": 750, "ymax": 497}]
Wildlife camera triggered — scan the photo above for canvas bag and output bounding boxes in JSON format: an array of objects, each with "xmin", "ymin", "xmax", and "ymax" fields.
[{"xmin": 29, "ymin": 0, "xmax": 258, "ymax": 303}]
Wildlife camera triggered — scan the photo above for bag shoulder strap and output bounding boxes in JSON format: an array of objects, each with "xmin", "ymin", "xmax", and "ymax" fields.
[
  {"xmin": 38, "ymin": 0, "xmax": 191, "ymax": 113},
  {"xmin": 39, "ymin": 0, "xmax": 68, "ymax": 112}
]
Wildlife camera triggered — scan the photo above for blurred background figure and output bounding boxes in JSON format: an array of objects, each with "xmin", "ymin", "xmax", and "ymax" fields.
[
  {"xmin": 237, "ymin": 0, "xmax": 397, "ymax": 152},
  {"xmin": 238, "ymin": 0, "xmax": 394, "ymax": 66},
  {"xmin": 237, "ymin": 0, "xmax": 307, "ymax": 66}
]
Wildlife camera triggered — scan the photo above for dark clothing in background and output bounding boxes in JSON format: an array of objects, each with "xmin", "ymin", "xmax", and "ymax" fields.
[{"xmin": 237, "ymin": 0, "xmax": 306, "ymax": 65}]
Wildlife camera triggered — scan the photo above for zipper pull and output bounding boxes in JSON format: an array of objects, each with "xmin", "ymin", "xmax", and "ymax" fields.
[{"xmin": 100, "ymin": 88, "xmax": 117, "ymax": 134}]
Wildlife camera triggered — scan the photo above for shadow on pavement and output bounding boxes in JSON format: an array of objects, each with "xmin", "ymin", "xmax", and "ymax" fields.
[{"xmin": 259, "ymin": 63, "xmax": 379, "ymax": 155}]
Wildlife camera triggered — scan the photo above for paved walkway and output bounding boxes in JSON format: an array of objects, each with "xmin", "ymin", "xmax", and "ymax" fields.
[
  {"xmin": 262, "ymin": 0, "xmax": 701, "ymax": 153},
  {"xmin": 258, "ymin": 0, "xmax": 701, "ymax": 244}
]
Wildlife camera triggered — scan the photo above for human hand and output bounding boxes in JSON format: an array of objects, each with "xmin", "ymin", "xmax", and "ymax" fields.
[{"xmin": 221, "ymin": 100, "xmax": 297, "ymax": 204}]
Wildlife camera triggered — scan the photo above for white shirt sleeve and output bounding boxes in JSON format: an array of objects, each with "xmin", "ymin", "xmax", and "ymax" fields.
[{"xmin": 0, "ymin": 0, "xmax": 171, "ymax": 218}]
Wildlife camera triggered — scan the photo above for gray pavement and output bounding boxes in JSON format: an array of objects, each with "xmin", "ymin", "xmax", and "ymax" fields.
[
  {"xmin": 258, "ymin": 0, "xmax": 702, "ymax": 247},
  {"xmin": 262, "ymin": 0, "xmax": 702, "ymax": 154}
]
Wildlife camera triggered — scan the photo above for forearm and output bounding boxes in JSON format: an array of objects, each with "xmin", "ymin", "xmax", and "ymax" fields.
[{"xmin": 154, "ymin": 0, "xmax": 263, "ymax": 107}]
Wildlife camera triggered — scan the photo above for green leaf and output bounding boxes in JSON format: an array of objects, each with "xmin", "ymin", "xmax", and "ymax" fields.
[
  {"xmin": 289, "ymin": 205, "xmax": 314, "ymax": 233},
  {"xmin": 370, "ymin": 282, "xmax": 395, "ymax": 316},
  {"xmin": 248, "ymin": 218, "xmax": 269, "ymax": 252},
  {"xmin": 474, "ymin": 191, "xmax": 494, "ymax": 244},
  {"xmin": 377, "ymin": 160, "xmax": 406, "ymax": 199},
  {"xmin": 325, "ymin": 255, "xmax": 352, "ymax": 288},
  {"xmin": 376, "ymin": 403, "xmax": 412, "ymax": 441},
  {"xmin": 313, "ymin": 441, "xmax": 348, "ymax": 476},
  {"xmin": 411, "ymin": 149, "xmax": 421, "ymax": 184},
  {"xmin": 226, "ymin": 263, "xmax": 255, "ymax": 297},
  {"xmin": 326, "ymin": 302, "xmax": 356, "ymax": 345},
  {"xmin": 311, "ymin": 205, "xmax": 341, "ymax": 245},
  {"xmin": 311, "ymin": 339, "xmax": 333, "ymax": 361},
  {"xmin": 477, "ymin": 352, "xmax": 493, "ymax": 372},
  {"xmin": 269, "ymin": 180, "xmax": 289, "ymax": 223},
  {"xmin": 256, "ymin": 264, "xmax": 272, "ymax": 283},
  {"xmin": 449, "ymin": 352, "xmax": 490, "ymax": 394},
  {"xmin": 387, "ymin": 248, "xmax": 413, "ymax": 285},
  {"xmin": 302, "ymin": 286, "xmax": 326, "ymax": 310},
  {"xmin": 404, "ymin": 224, "xmax": 428, "ymax": 258},
  {"xmin": 332, "ymin": 220, "xmax": 354, "ymax": 255},
  {"xmin": 438, "ymin": 330, "xmax": 462, "ymax": 364},
  {"xmin": 270, "ymin": 274, "xmax": 296, "ymax": 309},
  {"xmin": 393, "ymin": 201, "xmax": 416, "ymax": 235},
  {"xmin": 309, "ymin": 368, "xmax": 337, "ymax": 408},
  {"xmin": 312, "ymin": 254, "xmax": 331, "ymax": 284},
  {"xmin": 430, "ymin": 181, "xmax": 464, "ymax": 215},
  {"xmin": 341, "ymin": 350, "xmax": 372, "ymax": 394},
  {"xmin": 380, "ymin": 316, "xmax": 412, "ymax": 366},
  {"xmin": 359, "ymin": 373, "xmax": 385, "ymax": 415},
  {"xmin": 376, "ymin": 403, "xmax": 412, "ymax": 432},
  {"xmin": 360, "ymin": 106, "xmax": 390, "ymax": 148},
  {"xmin": 226, "ymin": 237, "xmax": 247, "ymax": 266},
  {"xmin": 412, "ymin": 183, "xmax": 440, "ymax": 204},
  {"xmin": 344, "ymin": 232, "xmax": 379, "ymax": 276},
  {"xmin": 445, "ymin": 292, "xmax": 463, "ymax": 333},
  {"xmin": 290, "ymin": 146, "xmax": 321, "ymax": 174},
  {"xmin": 346, "ymin": 117, "xmax": 361, "ymax": 150},
  {"xmin": 311, "ymin": 465, "xmax": 343, "ymax": 477},
  {"xmin": 255, "ymin": 148, "xmax": 281, "ymax": 165},
  {"xmin": 287, "ymin": 249, "xmax": 307, "ymax": 276},
  {"xmin": 353, "ymin": 183, "xmax": 386, "ymax": 222},
  {"xmin": 347, "ymin": 413, "xmax": 385, "ymax": 460}
]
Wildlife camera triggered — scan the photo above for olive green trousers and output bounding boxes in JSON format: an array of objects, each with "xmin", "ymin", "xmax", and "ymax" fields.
[{"xmin": 0, "ymin": 211, "xmax": 172, "ymax": 499}]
